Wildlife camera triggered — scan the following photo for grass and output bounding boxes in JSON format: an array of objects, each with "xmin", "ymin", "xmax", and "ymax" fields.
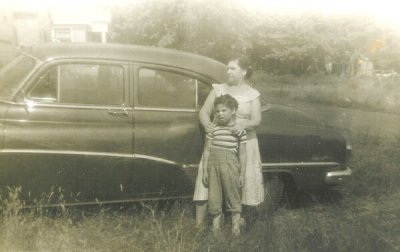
[
  {"xmin": 0, "ymin": 76, "xmax": 400, "ymax": 251},
  {"xmin": 0, "ymin": 132, "xmax": 399, "ymax": 251},
  {"xmin": 252, "ymin": 72, "xmax": 400, "ymax": 114}
]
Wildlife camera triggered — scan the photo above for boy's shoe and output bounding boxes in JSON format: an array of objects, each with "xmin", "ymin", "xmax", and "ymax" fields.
[
  {"xmin": 232, "ymin": 213, "xmax": 241, "ymax": 236},
  {"xmin": 212, "ymin": 214, "xmax": 222, "ymax": 232}
]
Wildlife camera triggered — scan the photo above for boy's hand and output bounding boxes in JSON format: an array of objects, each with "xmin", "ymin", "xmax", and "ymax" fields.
[
  {"xmin": 232, "ymin": 122, "xmax": 245, "ymax": 136},
  {"xmin": 202, "ymin": 171, "xmax": 209, "ymax": 187},
  {"xmin": 239, "ymin": 174, "xmax": 245, "ymax": 188}
]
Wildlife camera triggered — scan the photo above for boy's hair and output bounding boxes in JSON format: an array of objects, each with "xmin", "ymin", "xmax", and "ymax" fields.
[{"xmin": 214, "ymin": 94, "xmax": 238, "ymax": 110}]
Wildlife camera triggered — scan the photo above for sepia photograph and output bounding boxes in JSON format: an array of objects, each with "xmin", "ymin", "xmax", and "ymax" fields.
[{"xmin": 0, "ymin": 0, "xmax": 399, "ymax": 251}]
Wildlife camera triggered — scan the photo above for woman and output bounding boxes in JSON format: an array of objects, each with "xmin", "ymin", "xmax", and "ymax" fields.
[{"xmin": 193, "ymin": 55, "xmax": 264, "ymax": 226}]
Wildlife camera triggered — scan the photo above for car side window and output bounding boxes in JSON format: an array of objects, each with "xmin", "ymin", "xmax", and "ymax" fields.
[
  {"xmin": 28, "ymin": 63, "xmax": 124, "ymax": 106},
  {"xmin": 29, "ymin": 66, "xmax": 58, "ymax": 102},
  {"xmin": 138, "ymin": 68, "xmax": 207, "ymax": 108}
]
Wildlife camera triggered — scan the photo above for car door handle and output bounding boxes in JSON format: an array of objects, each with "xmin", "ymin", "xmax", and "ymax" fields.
[{"xmin": 108, "ymin": 109, "xmax": 129, "ymax": 117}]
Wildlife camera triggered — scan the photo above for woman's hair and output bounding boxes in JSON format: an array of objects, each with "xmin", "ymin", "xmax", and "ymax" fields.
[
  {"xmin": 214, "ymin": 94, "xmax": 238, "ymax": 110},
  {"xmin": 230, "ymin": 55, "xmax": 253, "ymax": 79}
]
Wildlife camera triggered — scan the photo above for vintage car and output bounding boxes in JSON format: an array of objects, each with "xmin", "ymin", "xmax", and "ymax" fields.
[{"xmin": 0, "ymin": 43, "xmax": 352, "ymax": 210}]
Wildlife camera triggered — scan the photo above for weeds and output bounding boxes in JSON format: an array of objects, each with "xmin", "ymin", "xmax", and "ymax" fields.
[{"xmin": 0, "ymin": 129, "xmax": 399, "ymax": 251}]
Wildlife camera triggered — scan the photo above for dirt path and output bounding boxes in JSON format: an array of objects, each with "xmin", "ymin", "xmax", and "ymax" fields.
[{"xmin": 269, "ymin": 98, "xmax": 400, "ymax": 140}]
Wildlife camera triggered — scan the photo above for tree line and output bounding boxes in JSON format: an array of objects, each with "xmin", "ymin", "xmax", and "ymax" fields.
[{"xmin": 109, "ymin": 0, "xmax": 400, "ymax": 76}]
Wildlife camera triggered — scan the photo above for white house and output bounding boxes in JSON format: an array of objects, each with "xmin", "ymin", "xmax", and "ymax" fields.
[{"xmin": 51, "ymin": 8, "xmax": 111, "ymax": 43}]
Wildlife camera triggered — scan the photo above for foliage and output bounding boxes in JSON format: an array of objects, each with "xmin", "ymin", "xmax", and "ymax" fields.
[
  {"xmin": 109, "ymin": 0, "xmax": 400, "ymax": 75},
  {"xmin": 110, "ymin": 0, "xmax": 252, "ymax": 63}
]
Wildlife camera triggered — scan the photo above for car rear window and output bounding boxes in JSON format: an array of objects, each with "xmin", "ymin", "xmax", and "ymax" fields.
[{"xmin": 138, "ymin": 68, "xmax": 199, "ymax": 108}]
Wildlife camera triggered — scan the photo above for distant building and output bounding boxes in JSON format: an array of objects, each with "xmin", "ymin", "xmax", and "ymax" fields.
[
  {"xmin": 51, "ymin": 9, "xmax": 110, "ymax": 43},
  {"xmin": 357, "ymin": 57, "xmax": 374, "ymax": 76},
  {"xmin": 0, "ymin": 3, "xmax": 111, "ymax": 68},
  {"xmin": 2, "ymin": 3, "xmax": 110, "ymax": 46}
]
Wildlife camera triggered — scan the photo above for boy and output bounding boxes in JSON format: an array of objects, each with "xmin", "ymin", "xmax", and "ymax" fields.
[{"xmin": 202, "ymin": 94, "xmax": 247, "ymax": 236}]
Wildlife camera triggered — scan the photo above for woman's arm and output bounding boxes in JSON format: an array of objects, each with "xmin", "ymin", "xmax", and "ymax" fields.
[
  {"xmin": 199, "ymin": 89, "xmax": 216, "ymax": 129},
  {"xmin": 245, "ymin": 97, "xmax": 262, "ymax": 130},
  {"xmin": 202, "ymin": 138, "xmax": 212, "ymax": 187},
  {"xmin": 233, "ymin": 97, "xmax": 262, "ymax": 134}
]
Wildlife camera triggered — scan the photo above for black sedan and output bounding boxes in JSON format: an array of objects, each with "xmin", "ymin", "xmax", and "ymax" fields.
[{"xmin": 0, "ymin": 43, "xmax": 351, "ymax": 209}]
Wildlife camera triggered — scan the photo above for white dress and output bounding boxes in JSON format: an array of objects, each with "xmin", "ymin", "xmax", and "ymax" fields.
[{"xmin": 193, "ymin": 83, "xmax": 264, "ymax": 206}]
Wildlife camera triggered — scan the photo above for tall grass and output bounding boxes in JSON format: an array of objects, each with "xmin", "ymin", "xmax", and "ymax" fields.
[
  {"xmin": 345, "ymin": 132, "xmax": 400, "ymax": 198},
  {"xmin": 0, "ymin": 131, "xmax": 399, "ymax": 251}
]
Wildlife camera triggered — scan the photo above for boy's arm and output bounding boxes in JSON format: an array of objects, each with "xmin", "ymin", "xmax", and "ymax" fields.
[
  {"xmin": 238, "ymin": 142, "xmax": 247, "ymax": 188},
  {"xmin": 202, "ymin": 137, "xmax": 212, "ymax": 187}
]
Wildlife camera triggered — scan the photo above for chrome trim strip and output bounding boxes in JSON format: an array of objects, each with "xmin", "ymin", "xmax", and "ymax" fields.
[
  {"xmin": 1, "ymin": 149, "xmax": 191, "ymax": 168},
  {"xmin": 182, "ymin": 164, "xmax": 199, "ymax": 169},
  {"xmin": 262, "ymin": 162, "xmax": 339, "ymax": 168},
  {"xmin": 133, "ymin": 154, "xmax": 180, "ymax": 166},
  {"xmin": 2, "ymin": 149, "xmax": 133, "ymax": 158},
  {"xmin": 0, "ymin": 100, "xmax": 16, "ymax": 105},
  {"xmin": 2, "ymin": 149, "xmax": 340, "ymax": 170},
  {"xmin": 134, "ymin": 107, "xmax": 197, "ymax": 113},
  {"xmin": 23, "ymin": 101, "xmax": 132, "ymax": 110}
]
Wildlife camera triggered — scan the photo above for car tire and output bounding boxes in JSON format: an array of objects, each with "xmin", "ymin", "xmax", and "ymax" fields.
[{"xmin": 259, "ymin": 174, "xmax": 284, "ymax": 216}]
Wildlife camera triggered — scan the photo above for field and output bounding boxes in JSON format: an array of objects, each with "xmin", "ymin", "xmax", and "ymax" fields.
[
  {"xmin": 0, "ymin": 75, "xmax": 399, "ymax": 251},
  {"xmin": 252, "ymin": 72, "xmax": 400, "ymax": 115}
]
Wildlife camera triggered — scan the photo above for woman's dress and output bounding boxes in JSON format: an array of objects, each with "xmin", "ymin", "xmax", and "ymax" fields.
[{"xmin": 193, "ymin": 83, "xmax": 264, "ymax": 206}]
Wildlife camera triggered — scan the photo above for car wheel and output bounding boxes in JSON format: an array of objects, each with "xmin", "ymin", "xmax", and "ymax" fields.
[{"xmin": 260, "ymin": 174, "xmax": 284, "ymax": 216}]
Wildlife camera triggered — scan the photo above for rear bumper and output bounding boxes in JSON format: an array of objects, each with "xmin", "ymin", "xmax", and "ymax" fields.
[{"xmin": 324, "ymin": 167, "xmax": 352, "ymax": 185}]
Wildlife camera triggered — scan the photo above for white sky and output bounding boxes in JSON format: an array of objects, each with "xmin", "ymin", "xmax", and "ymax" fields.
[
  {"xmin": 3, "ymin": 0, "xmax": 400, "ymax": 29},
  {"xmin": 237, "ymin": 0, "xmax": 400, "ymax": 28}
]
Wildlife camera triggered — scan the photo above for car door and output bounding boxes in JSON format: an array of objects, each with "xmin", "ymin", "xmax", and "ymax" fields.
[
  {"xmin": 1, "ymin": 60, "xmax": 133, "ymax": 205},
  {"xmin": 132, "ymin": 63, "xmax": 212, "ymax": 198}
]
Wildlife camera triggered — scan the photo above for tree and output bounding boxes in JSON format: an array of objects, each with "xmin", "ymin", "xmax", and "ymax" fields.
[
  {"xmin": 109, "ymin": 1, "xmax": 400, "ymax": 75},
  {"xmin": 109, "ymin": 0, "xmax": 252, "ymax": 63}
]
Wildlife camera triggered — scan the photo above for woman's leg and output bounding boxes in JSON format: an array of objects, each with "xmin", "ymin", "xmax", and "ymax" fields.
[
  {"xmin": 242, "ymin": 204, "xmax": 258, "ymax": 230},
  {"xmin": 195, "ymin": 201, "xmax": 208, "ymax": 227}
]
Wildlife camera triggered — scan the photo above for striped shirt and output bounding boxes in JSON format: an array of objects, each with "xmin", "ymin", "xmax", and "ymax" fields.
[{"xmin": 207, "ymin": 124, "xmax": 247, "ymax": 152}]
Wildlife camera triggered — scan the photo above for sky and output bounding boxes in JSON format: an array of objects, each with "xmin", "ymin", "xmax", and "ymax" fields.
[
  {"xmin": 237, "ymin": 0, "xmax": 400, "ymax": 29},
  {"xmin": 3, "ymin": 0, "xmax": 400, "ymax": 29}
]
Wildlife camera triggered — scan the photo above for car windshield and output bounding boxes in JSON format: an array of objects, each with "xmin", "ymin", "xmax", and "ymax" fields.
[{"xmin": 0, "ymin": 55, "xmax": 37, "ymax": 99}]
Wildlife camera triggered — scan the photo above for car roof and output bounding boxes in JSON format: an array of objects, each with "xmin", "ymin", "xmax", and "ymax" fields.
[{"xmin": 26, "ymin": 43, "xmax": 228, "ymax": 83}]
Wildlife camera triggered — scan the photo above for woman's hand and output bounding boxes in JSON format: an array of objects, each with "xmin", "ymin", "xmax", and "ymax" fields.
[
  {"xmin": 205, "ymin": 122, "xmax": 215, "ymax": 134},
  {"xmin": 232, "ymin": 121, "xmax": 246, "ymax": 136},
  {"xmin": 202, "ymin": 171, "xmax": 209, "ymax": 187},
  {"xmin": 239, "ymin": 173, "xmax": 245, "ymax": 188}
]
